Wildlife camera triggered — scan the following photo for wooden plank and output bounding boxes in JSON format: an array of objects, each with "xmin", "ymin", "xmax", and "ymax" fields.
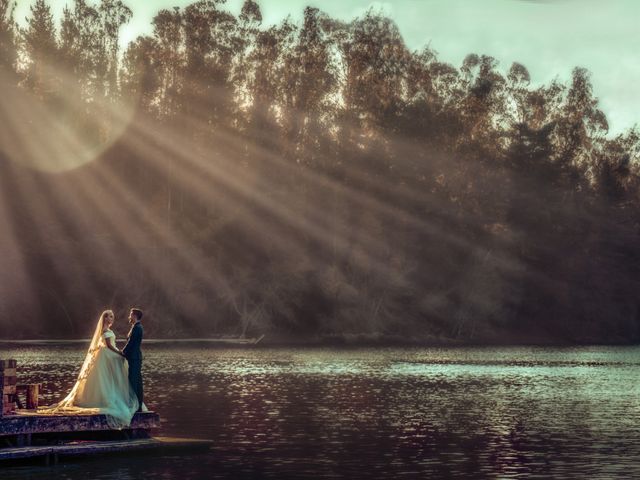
[
  {"xmin": 0, "ymin": 376, "xmax": 17, "ymax": 386},
  {"xmin": 0, "ymin": 436, "xmax": 213, "ymax": 462},
  {"xmin": 0, "ymin": 364, "xmax": 19, "ymax": 417},
  {"xmin": 15, "ymin": 384, "xmax": 39, "ymax": 409},
  {"xmin": 0, "ymin": 411, "xmax": 160, "ymax": 436},
  {"xmin": 16, "ymin": 384, "xmax": 40, "ymax": 391},
  {"xmin": 151, "ymin": 436, "xmax": 214, "ymax": 453},
  {"xmin": 0, "ymin": 359, "xmax": 17, "ymax": 370},
  {"xmin": 2, "ymin": 385, "xmax": 16, "ymax": 395},
  {"xmin": 27, "ymin": 385, "xmax": 39, "ymax": 409},
  {"xmin": 3, "ymin": 402, "xmax": 16, "ymax": 416}
]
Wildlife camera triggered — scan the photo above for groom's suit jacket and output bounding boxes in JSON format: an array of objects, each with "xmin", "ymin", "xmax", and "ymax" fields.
[{"xmin": 123, "ymin": 321, "xmax": 143, "ymax": 361}]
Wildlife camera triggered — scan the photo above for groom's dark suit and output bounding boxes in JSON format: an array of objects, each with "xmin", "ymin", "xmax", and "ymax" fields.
[{"xmin": 123, "ymin": 321, "xmax": 144, "ymax": 410}]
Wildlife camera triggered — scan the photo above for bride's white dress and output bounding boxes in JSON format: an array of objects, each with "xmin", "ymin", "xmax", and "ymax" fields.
[{"xmin": 40, "ymin": 329, "xmax": 140, "ymax": 429}]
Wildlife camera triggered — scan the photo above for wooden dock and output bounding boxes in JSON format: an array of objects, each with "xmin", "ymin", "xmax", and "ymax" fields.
[
  {"xmin": 1, "ymin": 359, "xmax": 213, "ymax": 464},
  {"xmin": 0, "ymin": 411, "xmax": 212, "ymax": 464},
  {"xmin": 1, "ymin": 410, "xmax": 160, "ymax": 439},
  {"xmin": 0, "ymin": 436, "xmax": 213, "ymax": 464}
]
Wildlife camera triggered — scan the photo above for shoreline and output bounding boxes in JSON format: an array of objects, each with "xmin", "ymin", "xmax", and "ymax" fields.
[{"xmin": 0, "ymin": 337, "xmax": 638, "ymax": 348}]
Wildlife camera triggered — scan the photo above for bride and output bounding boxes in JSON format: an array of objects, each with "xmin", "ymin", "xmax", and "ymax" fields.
[{"xmin": 40, "ymin": 310, "xmax": 140, "ymax": 428}]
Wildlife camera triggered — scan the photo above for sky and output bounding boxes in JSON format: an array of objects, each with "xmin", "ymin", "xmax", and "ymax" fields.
[{"xmin": 14, "ymin": 0, "xmax": 640, "ymax": 135}]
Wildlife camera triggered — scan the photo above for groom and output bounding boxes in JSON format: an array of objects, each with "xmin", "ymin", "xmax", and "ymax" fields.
[{"xmin": 123, "ymin": 307, "xmax": 144, "ymax": 412}]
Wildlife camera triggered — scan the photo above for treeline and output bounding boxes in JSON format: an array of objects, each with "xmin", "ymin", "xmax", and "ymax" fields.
[{"xmin": 0, "ymin": 0, "xmax": 638, "ymax": 343}]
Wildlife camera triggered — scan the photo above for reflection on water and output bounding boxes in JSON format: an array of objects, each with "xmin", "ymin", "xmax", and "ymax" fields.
[{"xmin": 2, "ymin": 346, "xmax": 640, "ymax": 479}]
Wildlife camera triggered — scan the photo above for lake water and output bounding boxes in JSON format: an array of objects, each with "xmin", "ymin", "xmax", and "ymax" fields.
[{"xmin": 2, "ymin": 345, "xmax": 640, "ymax": 479}]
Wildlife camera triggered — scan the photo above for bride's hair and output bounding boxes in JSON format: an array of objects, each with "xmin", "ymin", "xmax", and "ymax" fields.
[
  {"xmin": 101, "ymin": 310, "xmax": 114, "ymax": 326},
  {"xmin": 75, "ymin": 311, "xmax": 113, "ymax": 380}
]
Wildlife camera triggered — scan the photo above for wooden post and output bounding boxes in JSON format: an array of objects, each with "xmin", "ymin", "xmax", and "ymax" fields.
[
  {"xmin": 0, "ymin": 359, "xmax": 18, "ymax": 416},
  {"xmin": 27, "ymin": 384, "xmax": 39, "ymax": 409},
  {"xmin": 16, "ymin": 383, "xmax": 41, "ymax": 410}
]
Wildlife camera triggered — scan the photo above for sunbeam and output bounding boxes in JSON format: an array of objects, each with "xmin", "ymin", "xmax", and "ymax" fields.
[{"xmin": 0, "ymin": 0, "xmax": 637, "ymax": 342}]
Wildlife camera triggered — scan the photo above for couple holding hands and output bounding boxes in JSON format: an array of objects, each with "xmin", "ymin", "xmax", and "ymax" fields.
[{"xmin": 41, "ymin": 308, "xmax": 146, "ymax": 428}]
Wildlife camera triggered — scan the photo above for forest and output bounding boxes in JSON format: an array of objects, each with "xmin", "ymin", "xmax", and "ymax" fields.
[{"xmin": 0, "ymin": 0, "xmax": 639, "ymax": 343}]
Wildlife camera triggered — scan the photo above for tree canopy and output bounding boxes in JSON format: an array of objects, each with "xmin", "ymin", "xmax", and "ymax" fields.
[{"xmin": 0, "ymin": 1, "xmax": 638, "ymax": 343}]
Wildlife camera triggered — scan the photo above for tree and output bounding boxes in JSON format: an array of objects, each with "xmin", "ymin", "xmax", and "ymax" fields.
[
  {"xmin": 553, "ymin": 67, "xmax": 608, "ymax": 168},
  {"xmin": 22, "ymin": 0, "xmax": 57, "ymax": 97},
  {"xmin": 58, "ymin": 0, "xmax": 101, "ymax": 100},
  {"xmin": 98, "ymin": 0, "xmax": 132, "ymax": 100},
  {"xmin": 281, "ymin": 7, "xmax": 336, "ymax": 168},
  {"xmin": 342, "ymin": 11, "xmax": 409, "ymax": 133},
  {"xmin": 183, "ymin": 0, "xmax": 238, "ymax": 134},
  {"xmin": 152, "ymin": 7, "xmax": 184, "ymax": 118},
  {"xmin": 0, "ymin": 0, "xmax": 17, "ymax": 77},
  {"xmin": 121, "ymin": 36, "xmax": 159, "ymax": 110}
]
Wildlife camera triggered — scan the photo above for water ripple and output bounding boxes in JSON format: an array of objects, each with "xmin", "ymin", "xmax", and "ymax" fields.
[{"xmin": 2, "ymin": 345, "xmax": 640, "ymax": 479}]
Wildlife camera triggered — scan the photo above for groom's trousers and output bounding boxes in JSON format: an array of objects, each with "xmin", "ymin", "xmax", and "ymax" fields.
[{"xmin": 128, "ymin": 359, "xmax": 144, "ymax": 410}]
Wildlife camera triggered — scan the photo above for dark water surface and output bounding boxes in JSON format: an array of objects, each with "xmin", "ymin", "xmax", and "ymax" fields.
[{"xmin": 2, "ymin": 345, "xmax": 640, "ymax": 479}]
